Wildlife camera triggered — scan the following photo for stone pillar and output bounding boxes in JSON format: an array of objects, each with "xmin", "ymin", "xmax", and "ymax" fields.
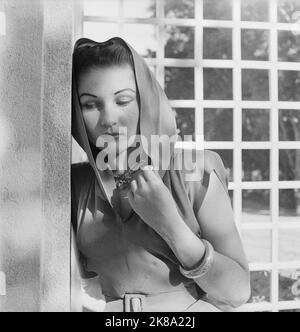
[{"xmin": 0, "ymin": 0, "xmax": 75, "ymax": 312}]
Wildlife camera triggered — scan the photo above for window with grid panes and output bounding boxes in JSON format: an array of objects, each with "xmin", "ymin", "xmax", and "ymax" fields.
[{"xmin": 75, "ymin": 0, "xmax": 300, "ymax": 312}]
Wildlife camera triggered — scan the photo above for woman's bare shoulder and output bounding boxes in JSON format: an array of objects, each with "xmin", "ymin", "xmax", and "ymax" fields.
[{"xmin": 173, "ymin": 149, "xmax": 226, "ymax": 179}]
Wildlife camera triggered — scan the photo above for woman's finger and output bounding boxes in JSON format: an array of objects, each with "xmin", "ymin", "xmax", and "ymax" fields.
[
  {"xmin": 130, "ymin": 179, "xmax": 138, "ymax": 194},
  {"xmin": 141, "ymin": 165, "xmax": 157, "ymax": 182},
  {"xmin": 136, "ymin": 173, "xmax": 147, "ymax": 189},
  {"xmin": 125, "ymin": 189, "xmax": 134, "ymax": 204}
]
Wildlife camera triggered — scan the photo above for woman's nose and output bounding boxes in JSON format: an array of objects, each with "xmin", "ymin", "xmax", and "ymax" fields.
[{"xmin": 100, "ymin": 106, "xmax": 118, "ymax": 128}]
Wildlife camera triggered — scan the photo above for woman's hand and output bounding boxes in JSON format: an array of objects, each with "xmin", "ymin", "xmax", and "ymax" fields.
[{"xmin": 125, "ymin": 166, "xmax": 181, "ymax": 237}]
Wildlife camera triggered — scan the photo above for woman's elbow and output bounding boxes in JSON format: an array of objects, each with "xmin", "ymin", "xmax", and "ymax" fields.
[
  {"xmin": 226, "ymin": 272, "xmax": 251, "ymax": 308},
  {"xmin": 228, "ymin": 287, "xmax": 251, "ymax": 308}
]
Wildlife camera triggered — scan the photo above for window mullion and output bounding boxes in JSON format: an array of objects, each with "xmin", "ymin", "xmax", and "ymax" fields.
[
  {"xmin": 233, "ymin": 0, "xmax": 242, "ymax": 233},
  {"xmin": 156, "ymin": 0, "xmax": 165, "ymax": 87},
  {"xmin": 195, "ymin": 0, "xmax": 204, "ymax": 152},
  {"xmin": 270, "ymin": 0, "xmax": 279, "ymax": 313}
]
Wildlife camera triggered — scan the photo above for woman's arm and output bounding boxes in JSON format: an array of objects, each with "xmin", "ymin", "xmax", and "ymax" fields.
[
  {"xmin": 161, "ymin": 169, "xmax": 251, "ymax": 308},
  {"xmin": 126, "ymin": 158, "xmax": 250, "ymax": 308}
]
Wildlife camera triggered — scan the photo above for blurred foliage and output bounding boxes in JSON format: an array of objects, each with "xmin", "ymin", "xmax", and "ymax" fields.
[
  {"xmin": 279, "ymin": 270, "xmax": 300, "ymax": 301},
  {"xmin": 203, "ymin": 28, "xmax": 232, "ymax": 59},
  {"xmin": 242, "ymin": 150, "xmax": 270, "ymax": 181},
  {"xmin": 203, "ymin": 0, "xmax": 232, "ymax": 20},
  {"xmin": 278, "ymin": 70, "xmax": 300, "ymax": 101},
  {"xmin": 204, "ymin": 68, "xmax": 233, "ymax": 100},
  {"xmin": 242, "ymin": 109, "xmax": 270, "ymax": 141},
  {"xmin": 204, "ymin": 108, "xmax": 233, "ymax": 141},
  {"xmin": 241, "ymin": 0, "xmax": 269, "ymax": 22},
  {"xmin": 279, "ymin": 150, "xmax": 300, "ymax": 181},
  {"xmin": 278, "ymin": 0, "xmax": 300, "ymax": 23},
  {"xmin": 278, "ymin": 31, "xmax": 300, "ymax": 62},
  {"xmin": 242, "ymin": 190, "xmax": 270, "ymax": 215},
  {"xmin": 165, "ymin": 67, "xmax": 194, "ymax": 99},
  {"xmin": 242, "ymin": 69, "xmax": 270, "ymax": 100},
  {"xmin": 279, "ymin": 109, "xmax": 300, "ymax": 141},
  {"xmin": 280, "ymin": 189, "xmax": 298, "ymax": 212},
  {"xmin": 241, "ymin": 29, "xmax": 269, "ymax": 61},
  {"xmin": 249, "ymin": 271, "xmax": 271, "ymax": 303},
  {"xmin": 165, "ymin": 0, "xmax": 194, "ymax": 18},
  {"xmin": 165, "ymin": 26, "xmax": 194, "ymax": 58}
]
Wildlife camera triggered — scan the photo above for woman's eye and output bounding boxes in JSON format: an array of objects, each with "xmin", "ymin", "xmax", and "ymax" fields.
[
  {"xmin": 117, "ymin": 99, "xmax": 131, "ymax": 106},
  {"xmin": 82, "ymin": 103, "xmax": 98, "ymax": 110}
]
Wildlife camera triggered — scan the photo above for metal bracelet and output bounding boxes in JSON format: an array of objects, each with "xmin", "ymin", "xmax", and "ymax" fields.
[{"xmin": 179, "ymin": 239, "xmax": 214, "ymax": 279}]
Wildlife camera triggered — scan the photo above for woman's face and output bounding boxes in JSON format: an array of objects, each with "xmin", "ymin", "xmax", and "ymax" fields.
[{"xmin": 77, "ymin": 64, "xmax": 140, "ymax": 156}]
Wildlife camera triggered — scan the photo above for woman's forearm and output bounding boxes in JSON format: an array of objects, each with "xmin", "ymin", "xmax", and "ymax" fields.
[{"xmin": 160, "ymin": 214, "xmax": 250, "ymax": 308}]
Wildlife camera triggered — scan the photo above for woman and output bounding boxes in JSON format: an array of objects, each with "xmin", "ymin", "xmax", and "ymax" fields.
[{"xmin": 71, "ymin": 37, "xmax": 250, "ymax": 312}]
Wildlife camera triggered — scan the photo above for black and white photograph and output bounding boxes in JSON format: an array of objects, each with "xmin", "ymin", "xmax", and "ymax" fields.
[{"xmin": 0, "ymin": 0, "xmax": 300, "ymax": 314}]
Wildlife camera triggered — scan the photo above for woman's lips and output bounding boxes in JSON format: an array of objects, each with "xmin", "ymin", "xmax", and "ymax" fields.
[{"xmin": 103, "ymin": 133, "xmax": 119, "ymax": 138}]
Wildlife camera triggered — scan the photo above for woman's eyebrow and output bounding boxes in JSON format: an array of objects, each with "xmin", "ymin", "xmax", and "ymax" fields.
[
  {"xmin": 79, "ymin": 93, "xmax": 98, "ymax": 99},
  {"xmin": 114, "ymin": 88, "xmax": 136, "ymax": 95}
]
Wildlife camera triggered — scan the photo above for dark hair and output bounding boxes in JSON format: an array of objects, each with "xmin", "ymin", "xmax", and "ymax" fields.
[{"xmin": 73, "ymin": 38, "xmax": 134, "ymax": 78}]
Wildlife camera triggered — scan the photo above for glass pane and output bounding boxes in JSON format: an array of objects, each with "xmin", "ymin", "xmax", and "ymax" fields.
[
  {"xmin": 203, "ymin": 0, "xmax": 232, "ymax": 20},
  {"xmin": 84, "ymin": 0, "xmax": 119, "ymax": 17},
  {"xmin": 242, "ymin": 109, "xmax": 270, "ymax": 141},
  {"xmin": 278, "ymin": 70, "xmax": 300, "ymax": 102},
  {"xmin": 242, "ymin": 69, "xmax": 270, "ymax": 101},
  {"xmin": 165, "ymin": 26, "xmax": 194, "ymax": 59},
  {"xmin": 173, "ymin": 108, "xmax": 195, "ymax": 141},
  {"xmin": 241, "ymin": 29, "xmax": 269, "ymax": 61},
  {"xmin": 83, "ymin": 22, "xmax": 118, "ymax": 42},
  {"xmin": 165, "ymin": 0, "xmax": 195, "ymax": 18},
  {"xmin": 279, "ymin": 189, "xmax": 300, "ymax": 222},
  {"xmin": 123, "ymin": 24, "xmax": 157, "ymax": 58},
  {"xmin": 240, "ymin": 230, "xmax": 272, "ymax": 263},
  {"xmin": 279, "ymin": 230, "xmax": 300, "ymax": 261},
  {"xmin": 241, "ymin": 0, "xmax": 269, "ymax": 22},
  {"xmin": 248, "ymin": 271, "xmax": 271, "ymax": 304},
  {"xmin": 210, "ymin": 149, "xmax": 233, "ymax": 182},
  {"xmin": 278, "ymin": 31, "xmax": 300, "ymax": 62},
  {"xmin": 204, "ymin": 68, "xmax": 233, "ymax": 100},
  {"xmin": 165, "ymin": 67, "xmax": 194, "ymax": 99},
  {"xmin": 242, "ymin": 150, "xmax": 270, "ymax": 181},
  {"xmin": 203, "ymin": 28, "xmax": 232, "ymax": 60},
  {"xmin": 242, "ymin": 190, "xmax": 271, "ymax": 223},
  {"xmin": 204, "ymin": 108, "xmax": 233, "ymax": 141},
  {"xmin": 124, "ymin": 0, "xmax": 156, "ymax": 18},
  {"xmin": 279, "ymin": 149, "xmax": 300, "ymax": 181},
  {"xmin": 279, "ymin": 270, "xmax": 300, "ymax": 301},
  {"xmin": 278, "ymin": 0, "xmax": 300, "ymax": 23},
  {"xmin": 279, "ymin": 110, "xmax": 300, "ymax": 141}
]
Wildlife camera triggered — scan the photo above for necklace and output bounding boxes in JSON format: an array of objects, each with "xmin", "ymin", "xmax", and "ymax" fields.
[{"xmin": 113, "ymin": 159, "xmax": 149, "ymax": 189}]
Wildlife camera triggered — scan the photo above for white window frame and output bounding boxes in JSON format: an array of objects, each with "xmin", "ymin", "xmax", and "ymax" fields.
[{"xmin": 78, "ymin": 0, "xmax": 300, "ymax": 312}]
